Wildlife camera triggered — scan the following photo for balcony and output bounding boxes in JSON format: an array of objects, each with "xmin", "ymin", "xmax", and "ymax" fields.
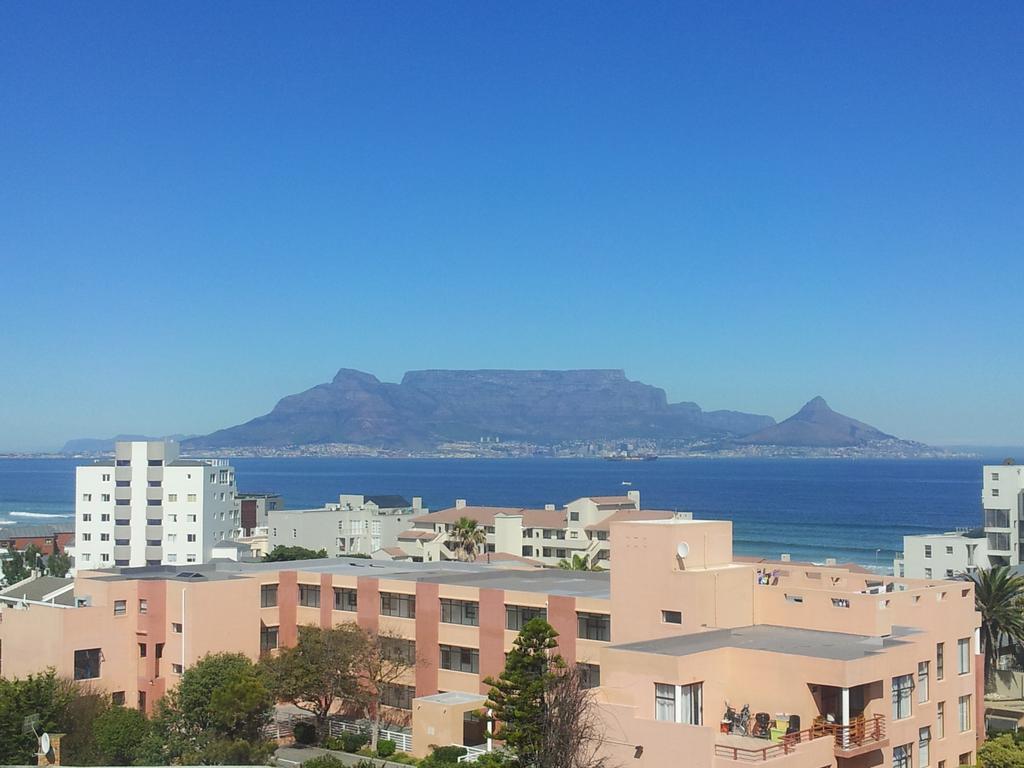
[
  {"xmin": 714, "ymin": 725, "xmax": 830, "ymax": 763},
  {"xmin": 819, "ymin": 714, "xmax": 887, "ymax": 758}
]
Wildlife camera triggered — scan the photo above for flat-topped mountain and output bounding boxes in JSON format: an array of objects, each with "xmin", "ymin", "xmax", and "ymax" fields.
[
  {"xmin": 185, "ymin": 368, "xmax": 776, "ymax": 449},
  {"xmin": 737, "ymin": 396, "xmax": 896, "ymax": 448}
]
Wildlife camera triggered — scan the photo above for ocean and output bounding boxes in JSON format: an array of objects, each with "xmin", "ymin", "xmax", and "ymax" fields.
[{"xmin": 0, "ymin": 457, "xmax": 993, "ymax": 568}]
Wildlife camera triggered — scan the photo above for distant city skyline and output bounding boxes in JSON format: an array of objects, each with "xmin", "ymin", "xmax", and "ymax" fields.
[{"xmin": 1, "ymin": 3, "xmax": 1022, "ymax": 451}]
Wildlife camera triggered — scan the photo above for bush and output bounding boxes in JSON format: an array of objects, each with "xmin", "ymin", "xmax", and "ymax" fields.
[
  {"xmin": 389, "ymin": 754, "xmax": 420, "ymax": 765},
  {"xmin": 341, "ymin": 731, "xmax": 370, "ymax": 752},
  {"xmin": 321, "ymin": 736, "xmax": 345, "ymax": 751},
  {"xmin": 420, "ymin": 744, "xmax": 468, "ymax": 766},
  {"xmin": 292, "ymin": 720, "xmax": 317, "ymax": 745},
  {"xmin": 303, "ymin": 755, "xmax": 347, "ymax": 768},
  {"xmin": 377, "ymin": 739, "xmax": 397, "ymax": 757}
]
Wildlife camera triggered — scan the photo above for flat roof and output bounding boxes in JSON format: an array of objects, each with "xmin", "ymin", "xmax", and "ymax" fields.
[{"xmin": 612, "ymin": 624, "xmax": 916, "ymax": 661}]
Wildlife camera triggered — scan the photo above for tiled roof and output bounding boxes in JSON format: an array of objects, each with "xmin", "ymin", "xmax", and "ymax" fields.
[
  {"xmin": 411, "ymin": 506, "xmax": 569, "ymax": 528},
  {"xmin": 585, "ymin": 509, "xmax": 676, "ymax": 531},
  {"xmin": 484, "ymin": 552, "xmax": 542, "ymax": 567},
  {"xmin": 398, "ymin": 529, "xmax": 438, "ymax": 540},
  {"xmin": 0, "ymin": 575, "xmax": 75, "ymax": 605},
  {"xmin": 0, "ymin": 524, "xmax": 72, "ymax": 539},
  {"xmin": 380, "ymin": 547, "xmax": 410, "ymax": 558}
]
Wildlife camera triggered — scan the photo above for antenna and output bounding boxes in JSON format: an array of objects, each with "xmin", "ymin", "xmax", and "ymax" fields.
[
  {"xmin": 40, "ymin": 732, "xmax": 51, "ymax": 756},
  {"xmin": 676, "ymin": 542, "xmax": 690, "ymax": 559}
]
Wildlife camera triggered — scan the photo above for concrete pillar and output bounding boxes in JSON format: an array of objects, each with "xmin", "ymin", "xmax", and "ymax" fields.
[{"xmin": 841, "ymin": 687, "xmax": 850, "ymax": 749}]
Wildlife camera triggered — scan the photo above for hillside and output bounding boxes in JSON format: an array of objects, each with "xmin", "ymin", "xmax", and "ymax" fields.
[
  {"xmin": 185, "ymin": 368, "xmax": 776, "ymax": 449},
  {"xmin": 737, "ymin": 396, "xmax": 896, "ymax": 447}
]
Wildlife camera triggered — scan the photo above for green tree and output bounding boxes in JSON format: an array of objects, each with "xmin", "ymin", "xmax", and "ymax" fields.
[
  {"xmin": 2, "ymin": 550, "xmax": 28, "ymax": 586},
  {"xmin": 261, "ymin": 623, "xmax": 364, "ymax": 734},
  {"xmin": 556, "ymin": 554, "xmax": 602, "ymax": 571},
  {"xmin": 354, "ymin": 630, "xmax": 419, "ymax": 751},
  {"xmin": 46, "ymin": 551, "xmax": 72, "ymax": 578},
  {"xmin": 265, "ymin": 545, "xmax": 328, "ymax": 562},
  {"xmin": 979, "ymin": 732, "xmax": 1024, "ymax": 768},
  {"xmin": 484, "ymin": 619, "xmax": 563, "ymax": 768},
  {"xmin": 964, "ymin": 566, "xmax": 1024, "ymax": 686},
  {"xmin": 0, "ymin": 670, "xmax": 79, "ymax": 764},
  {"xmin": 93, "ymin": 705, "xmax": 151, "ymax": 765},
  {"xmin": 450, "ymin": 517, "xmax": 487, "ymax": 561}
]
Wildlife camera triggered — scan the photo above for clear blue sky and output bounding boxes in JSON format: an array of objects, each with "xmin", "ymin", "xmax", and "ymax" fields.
[{"xmin": 1, "ymin": 2, "xmax": 1022, "ymax": 451}]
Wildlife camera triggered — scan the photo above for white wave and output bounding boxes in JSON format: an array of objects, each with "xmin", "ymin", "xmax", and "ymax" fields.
[{"xmin": 9, "ymin": 511, "xmax": 73, "ymax": 519}]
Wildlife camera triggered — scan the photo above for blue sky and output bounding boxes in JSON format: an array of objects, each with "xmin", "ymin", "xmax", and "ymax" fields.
[{"xmin": 1, "ymin": 2, "xmax": 1022, "ymax": 451}]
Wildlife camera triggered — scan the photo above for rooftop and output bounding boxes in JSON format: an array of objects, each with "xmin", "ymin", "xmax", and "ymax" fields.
[
  {"xmin": 612, "ymin": 624, "xmax": 916, "ymax": 661},
  {"xmin": 0, "ymin": 575, "xmax": 76, "ymax": 606},
  {"xmin": 0, "ymin": 523, "xmax": 74, "ymax": 539},
  {"xmin": 364, "ymin": 494, "xmax": 412, "ymax": 508}
]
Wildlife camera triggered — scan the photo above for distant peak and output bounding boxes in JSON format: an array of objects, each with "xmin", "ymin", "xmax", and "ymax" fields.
[
  {"xmin": 331, "ymin": 368, "xmax": 381, "ymax": 385},
  {"xmin": 798, "ymin": 396, "xmax": 832, "ymax": 413}
]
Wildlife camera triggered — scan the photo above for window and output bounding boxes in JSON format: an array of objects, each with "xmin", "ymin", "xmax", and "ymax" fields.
[
  {"xmin": 937, "ymin": 701, "xmax": 944, "ymax": 738},
  {"xmin": 167, "ymin": 554, "xmax": 177, "ymax": 563},
  {"xmin": 924, "ymin": 545, "xmax": 932, "ymax": 558},
  {"xmin": 171, "ymin": 622, "xmax": 182, "ymax": 634},
  {"xmin": 101, "ymin": 553, "xmax": 110, "ymax": 562},
  {"xmin": 101, "ymin": 494, "xmax": 110, "ymax": 502},
  {"xmin": 82, "ymin": 514, "xmax": 92, "ymax": 522},
  {"xmin": 993, "ymin": 488, "xmax": 1000, "ymax": 497},
  {"xmin": 918, "ymin": 661, "xmax": 929, "ymax": 703},
  {"xmin": 100, "ymin": 533, "xmax": 110, "ymax": 542},
  {"xmin": 116, "ymin": 499, "xmax": 130, "ymax": 506},
  {"xmin": 570, "ymin": 511, "xmax": 579, "ymax": 521},
  {"xmin": 114, "ymin": 600, "xmax": 127, "ymax": 616},
  {"xmin": 958, "ymin": 695, "xmax": 971, "ymax": 732},
  {"xmin": 116, "ymin": 459, "xmax": 130, "ymax": 466},
  {"xmin": 579, "ymin": 663, "xmax": 601, "ymax": 688},
  {"xmin": 139, "ymin": 599, "xmax": 148, "ymax": 615},
  {"xmin": 382, "ymin": 638, "xmax": 416, "ymax": 665},
  {"xmin": 101, "ymin": 513, "xmax": 110, "ymax": 522},
  {"xmin": 82, "ymin": 533, "xmax": 92, "ymax": 541},
  {"xmin": 186, "ymin": 533, "xmax": 196, "ymax": 542},
  {"xmin": 945, "ymin": 546, "xmax": 953, "ymax": 555},
  {"xmin": 924, "ymin": 568, "xmax": 932, "ymax": 579},
  {"xmin": 82, "ymin": 493, "xmax": 92, "ymax": 502},
  {"xmin": 186, "ymin": 554, "xmax": 196, "ymax": 563},
  {"xmin": 936, "ymin": 643, "xmax": 944, "ymax": 680},
  {"xmin": 261, "ymin": 584, "xmax": 278, "ymax": 608},
  {"xmin": 893, "ymin": 744, "xmax": 912, "ymax": 768},
  {"xmin": 958, "ymin": 638, "xmax": 971, "ymax": 674},
  {"xmin": 577, "ymin": 612, "xmax": 611, "ymax": 641},
  {"xmin": 111, "ymin": 691, "xmax": 125, "ymax": 705},
  {"xmin": 186, "ymin": 514, "xmax": 197, "ymax": 523},
  {"xmin": 80, "ymin": 553, "xmax": 91, "ymax": 562},
  {"xmin": 919, "ymin": 726, "xmax": 931, "ymax": 767},
  {"xmin": 654, "ymin": 682, "xmax": 702, "ymax": 725},
  {"xmin": 380, "ymin": 592, "xmax": 415, "ymax": 618},
  {"xmin": 440, "ymin": 644, "xmax": 479, "ymax": 673},
  {"xmin": 187, "ymin": 494, "xmax": 197, "ymax": 502},
  {"xmin": 985, "ymin": 508, "xmax": 1010, "ymax": 527},
  {"xmin": 102, "ymin": 473, "xmax": 111, "ymax": 482},
  {"xmin": 139, "ymin": 642, "xmax": 147, "ymax": 658},
  {"xmin": 381, "ymin": 683, "xmax": 415, "ymax": 710},
  {"xmin": 334, "ymin": 587, "xmax": 357, "ymax": 611},
  {"xmin": 892, "ymin": 674, "xmax": 913, "ymax": 720},
  {"xmin": 260, "ymin": 624, "xmax": 279, "ymax": 653},
  {"xmin": 171, "ymin": 663, "xmax": 183, "ymax": 674},
  {"xmin": 506, "ymin": 604, "xmax": 547, "ymax": 631},
  {"xmin": 441, "ymin": 598, "xmax": 479, "ymax": 626},
  {"xmin": 959, "ymin": 754, "xmax": 972, "ymax": 768},
  {"xmin": 74, "ymin": 648, "xmax": 102, "ymax": 680},
  {"xmin": 993, "ymin": 472, "xmax": 1000, "ymax": 481},
  {"xmin": 945, "ymin": 570, "xmax": 954, "ymax": 578},
  {"xmin": 168, "ymin": 493, "xmax": 178, "ymax": 502},
  {"xmin": 298, "ymin": 584, "xmax": 321, "ymax": 608},
  {"xmin": 662, "ymin": 610, "xmax": 682, "ymax": 624}
]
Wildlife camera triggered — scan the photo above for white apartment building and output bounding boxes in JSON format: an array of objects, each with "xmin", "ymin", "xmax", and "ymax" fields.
[
  {"xmin": 982, "ymin": 462, "xmax": 1024, "ymax": 566},
  {"xmin": 75, "ymin": 441, "xmax": 238, "ymax": 569},
  {"xmin": 388, "ymin": 490, "xmax": 692, "ymax": 567},
  {"xmin": 893, "ymin": 528, "xmax": 988, "ymax": 579},
  {"xmin": 268, "ymin": 494, "xmax": 425, "ymax": 557}
]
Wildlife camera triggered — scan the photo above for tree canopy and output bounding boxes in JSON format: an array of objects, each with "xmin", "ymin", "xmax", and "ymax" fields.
[
  {"xmin": 964, "ymin": 566, "xmax": 1024, "ymax": 685},
  {"xmin": 264, "ymin": 545, "xmax": 328, "ymax": 562}
]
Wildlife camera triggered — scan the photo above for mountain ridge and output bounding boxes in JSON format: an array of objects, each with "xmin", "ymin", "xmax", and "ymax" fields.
[{"xmin": 737, "ymin": 396, "xmax": 896, "ymax": 447}]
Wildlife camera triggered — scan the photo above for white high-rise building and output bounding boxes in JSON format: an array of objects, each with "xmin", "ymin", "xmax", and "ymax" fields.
[
  {"xmin": 982, "ymin": 462, "xmax": 1024, "ymax": 566},
  {"xmin": 75, "ymin": 441, "xmax": 239, "ymax": 568}
]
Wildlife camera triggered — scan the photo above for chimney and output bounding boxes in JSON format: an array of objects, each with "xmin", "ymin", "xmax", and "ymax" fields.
[
  {"xmin": 627, "ymin": 489, "xmax": 640, "ymax": 508},
  {"xmin": 412, "ymin": 497, "xmax": 423, "ymax": 510},
  {"xmin": 544, "ymin": 504, "xmax": 555, "ymax": 511},
  {"xmin": 455, "ymin": 499, "xmax": 467, "ymax": 510}
]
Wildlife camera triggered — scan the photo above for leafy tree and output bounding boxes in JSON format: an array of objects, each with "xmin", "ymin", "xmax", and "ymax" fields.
[
  {"xmin": 484, "ymin": 619, "xmax": 562, "ymax": 768},
  {"xmin": 449, "ymin": 517, "xmax": 487, "ymax": 561},
  {"xmin": 354, "ymin": 629, "xmax": 420, "ymax": 750},
  {"xmin": 261, "ymin": 623, "xmax": 364, "ymax": 733},
  {"xmin": 265, "ymin": 545, "xmax": 328, "ymax": 562},
  {"xmin": 979, "ymin": 732, "xmax": 1024, "ymax": 768},
  {"xmin": 0, "ymin": 670, "xmax": 79, "ymax": 764},
  {"xmin": 93, "ymin": 705, "xmax": 151, "ymax": 765},
  {"xmin": 2, "ymin": 550, "xmax": 28, "ymax": 586},
  {"xmin": 46, "ymin": 551, "xmax": 72, "ymax": 578},
  {"xmin": 556, "ymin": 554, "xmax": 602, "ymax": 571},
  {"xmin": 963, "ymin": 566, "xmax": 1024, "ymax": 686}
]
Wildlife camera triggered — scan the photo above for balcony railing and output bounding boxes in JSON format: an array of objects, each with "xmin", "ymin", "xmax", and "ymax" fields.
[
  {"xmin": 714, "ymin": 715, "xmax": 887, "ymax": 762},
  {"xmin": 821, "ymin": 714, "xmax": 887, "ymax": 755},
  {"xmin": 714, "ymin": 725, "xmax": 829, "ymax": 762}
]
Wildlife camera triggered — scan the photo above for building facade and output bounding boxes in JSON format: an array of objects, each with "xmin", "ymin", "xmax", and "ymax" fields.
[
  {"xmin": 0, "ymin": 517, "xmax": 982, "ymax": 767},
  {"xmin": 268, "ymin": 494, "xmax": 425, "ymax": 557},
  {"xmin": 981, "ymin": 463, "xmax": 1024, "ymax": 567},
  {"xmin": 75, "ymin": 441, "xmax": 239, "ymax": 568},
  {"xmin": 894, "ymin": 530, "xmax": 988, "ymax": 580}
]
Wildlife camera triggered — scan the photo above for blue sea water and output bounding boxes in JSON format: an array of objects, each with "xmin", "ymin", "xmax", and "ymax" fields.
[{"xmin": 0, "ymin": 457, "xmax": 992, "ymax": 568}]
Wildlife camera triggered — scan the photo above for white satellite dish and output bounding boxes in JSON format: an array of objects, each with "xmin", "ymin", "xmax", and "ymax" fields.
[
  {"xmin": 676, "ymin": 542, "xmax": 690, "ymax": 559},
  {"xmin": 40, "ymin": 732, "xmax": 51, "ymax": 755}
]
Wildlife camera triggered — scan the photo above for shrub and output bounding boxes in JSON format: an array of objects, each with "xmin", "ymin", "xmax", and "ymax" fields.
[
  {"xmin": 377, "ymin": 739, "xmax": 397, "ymax": 757},
  {"xmin": 389, "ymin": 754, "xmax": 420, "ymax": 765},
  {"xmin": 303, "ymin": 755, "xmax": 347, "ymax": 768},
  {"xmin": 431, "ymin": 745, "xmax": 468, "ymax": 761},
  {"xmin": 341, "ymin": 731, "xmax": 370, "ymax": 752},
  {"xmin": 292, "ymin": 720, "xmax": 316, "ymax": 745}
]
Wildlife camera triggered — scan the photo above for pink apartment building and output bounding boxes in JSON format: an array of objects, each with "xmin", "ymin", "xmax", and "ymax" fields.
[{"xmin": 0, "ymin": 518, "xmax": 982, "ymax": 768}]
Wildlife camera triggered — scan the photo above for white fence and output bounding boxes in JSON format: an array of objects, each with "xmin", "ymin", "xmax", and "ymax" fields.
[
  {"xmin": 327, "ymin": 718, "xmax": 414, "ymax": 754},
  {"xmin": 457, "ymin": 744, "xmax": 489, "ymax": 763}
]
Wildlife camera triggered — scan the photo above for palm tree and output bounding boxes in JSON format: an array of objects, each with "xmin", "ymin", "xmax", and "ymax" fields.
[
  {"xmin": 557, "ymin": 553, "xmax": 602, "ymax": 571},
  {"xmin": 963, "ymin": 566, "xmax": 1024, "ymax": 686},
  {"xmin": 450, "ymin": 517, "xmax": 488, "ymax": 561}
]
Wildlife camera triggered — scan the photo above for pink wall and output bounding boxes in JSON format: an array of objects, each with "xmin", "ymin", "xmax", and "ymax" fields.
[
  {"xmin": 478, "ymin": 587, "xmax": 505, "ymax": 692},
  {"xmin": 356, "ymin": 576, "xmax": 380, "ymax": 633},
  {"xmin": 415, "ymin": 581, "xmax": 439, "ymax": 696},
  {"xmin": 278, "ymin": 571, "xmax": 298, "ymax": 647},
  {"xmin": 319, "ymin": 573, "xmax": 333, "ymax": 629},
  {"xmin": 547, "ymin": 594, "xmax": 576, "ymax": 660}
]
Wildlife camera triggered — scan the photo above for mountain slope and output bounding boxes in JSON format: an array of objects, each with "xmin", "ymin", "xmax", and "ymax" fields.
[
  {"xmin": 186, "ymin": 368, "xmax": 776, "ymax": 449},
  {"xmin": 737, "ymin": 396, "xmax": 895, "ymax": 447}
]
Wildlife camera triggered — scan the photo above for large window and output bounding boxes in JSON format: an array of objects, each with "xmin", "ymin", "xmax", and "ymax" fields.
[
  {"xmin": 261, "ymin": 584, "xmax": 278, "ymax": 608},
  {"xmin": 579, "ymin": 663, "xmax": 601, "ymax": 689},
  {"xmin": 937, "ymin": 701, "xmax": 944, "ymax": 739},
  {"xmin": 936, "ymin": 643, "xmax": 944, "ymax": 680},
  {"xmin": 958, "ymin": 638, "xmax": 971, "ymax": 674},
  {"xmin": 892, "ymin": 674, "xmax": 914, "ymax": 720},
  {"xmin": 298, "ymin": 584, "xmax": 320, "ymax": 608},
  {"xmin": 382, "ymin": 638, "xmax": 416, "ymax": 665},
  {"xmin": 654, "ymin": 682, "xmax": 702, "ymax": 725},
  {"xmin": 334, "ymin": 587, "xmax": 358, "ymax": 611},
  {"xmin": 577, "ymin": 612, "xmax": 611, "ymax": 642},
  {"xmin": 985, "ymin": 508, "xmax": 1010, "ymax": 528},
  {"xmin": 382, "ymin": 683, "xmax": 415, "ymax": 710},
  {"xmin": 506, "ymin": 604, "xmax": 547, "ymax": 631},
  {"xmin": 440, "ymin": 644, "xmax": 479, "ymax": 674},
  {"xmin": 988, "ymin": 532, "xmax": 1011, "ymax": 551},
  {"xmin": 260, "ymin": 624, "xmax": 279, "ymax": 653},
  {"xmin": 893, "ymin": 744, "xmax": 912, "ymax": 768},
  {"xmin": 441, "ymin": 598, "xmax": 479, "ymax": 626},
  {"xmin": 918, "ymin": 661, "xmax": 929, "ymax": 703},
  {"xmin": 959, "ymin": 695, "xmax": 971, "ymax": 732},
  {"xmin": 919, "ymin": 726, "xmax": 931, "ymax": 768},
  {"xmin": 74, "ymin": 648, "xmax": 102, "ymax": 680},
  {"xmin": 380, "ymin": 592, "xmax": 416, "ymax": 618}
]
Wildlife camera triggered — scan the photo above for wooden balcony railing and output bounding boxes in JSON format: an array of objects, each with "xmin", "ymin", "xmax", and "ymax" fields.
[
  {"xmin": 713, "ymin": 725, "xmax": 830, "ymax": 762},
  {"xmin": 821, "ymin": 714, "xmax": 887, "ymax": 753}
]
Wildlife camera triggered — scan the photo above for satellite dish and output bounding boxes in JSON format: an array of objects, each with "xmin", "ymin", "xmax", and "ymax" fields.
[
  {"xmin": 40, "ymin": 733, "xmax": 51, "ymax": 755},
  {"xmin": 676, "ymin": 542, "xmax": 690, "ymax": 559}
]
